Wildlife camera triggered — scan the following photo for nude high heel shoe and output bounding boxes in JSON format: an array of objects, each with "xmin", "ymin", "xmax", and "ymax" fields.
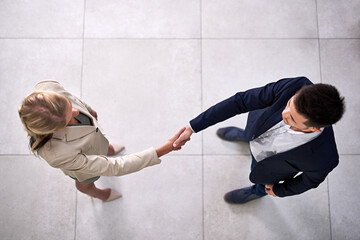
[
  {"xmin": 104, "ymin": 189, "xmax": 122, "ymax": 202},
  {"xmin": 107, "ymin": 143, "xmax": 125, "ymax": 155}
]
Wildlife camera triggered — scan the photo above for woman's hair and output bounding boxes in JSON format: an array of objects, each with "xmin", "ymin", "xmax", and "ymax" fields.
[
  {"xmin": 18, "ymin": 91, "xmax": 69, "ymax": 156},
  {"xmin": 294, "ymin": 83, "xmax": 345, "ymax": 128}
]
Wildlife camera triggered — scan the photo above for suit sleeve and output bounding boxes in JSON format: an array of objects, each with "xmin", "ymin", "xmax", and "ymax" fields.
[
  {"xmin": 272, "ymin": 168, "xmax": 334, "ymax": 197},
  {"xmin": 190, "ymin": 77, "xmax": 311, "ymax": 133}
]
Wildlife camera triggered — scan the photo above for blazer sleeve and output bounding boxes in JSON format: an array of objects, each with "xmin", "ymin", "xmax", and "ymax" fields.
[
  {"xmin": 190, "ymin": 77, "xmax": 311, "ymax": 133},
  {"xmin": 46, "ymin": 147, "xmax": 161, "ymax": 177},
  {"xmin": 272, "ymin": 167, "xmax": 334, "ymax": 197}
]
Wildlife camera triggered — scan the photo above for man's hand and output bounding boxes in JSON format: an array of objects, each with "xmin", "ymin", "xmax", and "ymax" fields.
[
  {"xmin": 265, "ymin": 184, "xmax": 277, "ymax": 197},
  {"xmin": 90, "ymin": 109, "xmax": 98, "ymax": 120},
  {"xmin": 168, "ymin": 127, "xmax": 187, "ymax": 150},
  {"xmin": 173, "ymin": 125, "xmax": 193, "ymax": 149},
  {"xmin": 156, "ymin": 127, "xmax": 186, "ymax": 157}
]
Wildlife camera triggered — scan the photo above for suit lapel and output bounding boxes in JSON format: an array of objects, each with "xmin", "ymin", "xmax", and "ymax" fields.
[
  {"xmin": 250, "ymin": 107, "xmax": 284, "ymax": 140},
  {"xmin": 65, "ymin": 126, "xmax": 96, "ymax": 141},
  {"xmin": 256, "ymin": 107, "xmax": 284, "ymax": 138},
  {"xmin": 52, "ymin": 126, "xmax": 96, "ymax": 142}
]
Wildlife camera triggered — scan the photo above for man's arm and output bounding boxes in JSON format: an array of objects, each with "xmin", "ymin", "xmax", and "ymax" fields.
[
  {"xmin": 270, "ymin": 169, "xmax": 332, "ymax": 197},
  {"xmin": 190, "ymin": 77, "xmax": 311, "ymax": 133},
  {"xmin": 174, "ymin": 77, "xmax": 311, "ymax": 147}
]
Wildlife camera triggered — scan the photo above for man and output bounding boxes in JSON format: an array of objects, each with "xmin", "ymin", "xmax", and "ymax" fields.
[{"xmin": 173, "ymin": 77, "xmax": 345, "ymax": 204}]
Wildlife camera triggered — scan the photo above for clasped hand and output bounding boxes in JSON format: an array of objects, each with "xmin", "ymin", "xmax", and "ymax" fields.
[
  {"xmin": 172, "ymin": 125, "xmax": 193, "ymax": 150},
  {"xmin": 156, "ymin": 125, "xmax": 193, "ymax": 157}
]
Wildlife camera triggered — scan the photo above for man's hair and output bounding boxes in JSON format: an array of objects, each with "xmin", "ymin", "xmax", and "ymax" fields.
[{"xmin": 294, "ymin": 83, "xmax": 345, "ymax": 128}]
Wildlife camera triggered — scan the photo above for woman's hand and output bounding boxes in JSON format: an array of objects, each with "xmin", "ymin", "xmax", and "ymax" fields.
[
  {"xmin": 90, "ymin": 109, "xmax": 98, "ymax": 120},
  {"xmin": 156, "ymin": 127, "xmax": 186, "ymax": 157}
]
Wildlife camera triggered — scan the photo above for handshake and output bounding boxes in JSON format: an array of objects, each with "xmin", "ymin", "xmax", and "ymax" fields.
[{"xmin": 155, "ymin": 125, "xmax": 194, "ymax": 157}]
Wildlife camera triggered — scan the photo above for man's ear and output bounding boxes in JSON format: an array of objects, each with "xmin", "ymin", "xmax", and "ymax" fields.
[{"xmin": 310, "ymin": 127, "xmax": 322, "ymax": 133}]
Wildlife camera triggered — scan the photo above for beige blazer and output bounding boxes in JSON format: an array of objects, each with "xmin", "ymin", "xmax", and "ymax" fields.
[{"xmin": 36, "ymin": 80, "xmax": 161, "ymax": 182}]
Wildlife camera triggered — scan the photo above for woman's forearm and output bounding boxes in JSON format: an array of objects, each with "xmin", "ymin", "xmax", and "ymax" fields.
[{"xmin": 155, "ymin": 142, "xmax": 173, "ymax": 157}]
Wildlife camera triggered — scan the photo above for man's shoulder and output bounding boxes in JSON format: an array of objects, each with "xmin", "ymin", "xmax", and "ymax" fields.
[
  {"xmin": 276, "ymin": 76, "xmax": 313, "ymax": 88},
  {"xmin": 307, "ymin": 126, "xmax": 339, "ymax": 169}
]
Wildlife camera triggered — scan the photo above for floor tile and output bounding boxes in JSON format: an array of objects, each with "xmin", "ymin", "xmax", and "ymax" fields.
[
  {"xmin": 329, "ymin": 155, "xmax": 360, "ymax": 240},
  {"xmin": 82, "ymin": 39, "xmax": 201, "ymax": 155},
  {"xmin": 204, "ymin": 155, "xmax": 331, "ymax": 240},
  {"xmin": 0, "ymin": 0, "xmax": 359, "ymax": 238},
  {"xmin": 76, "ymin": 156, "xmax": 202, "ymax": 240},
  {"xmin": 202, "ymin": 39, "xmax": 321, "ymax": 154},
  {"xmin": 85, "ymin": 0, "xmax": 200, "ymax": 38},
  {"xmin": 320, "ymin": 39, "xmax": 360, "ymax": 154},
  {"xmin": 202, "ymin": 0, "xmax": 317, "ymax": 38},
  {"xmin": 0, "ymin": 156, "xmax": 76, "ymax": 240},
  {"xmin": 0, "ymin": 39, "xmax": 83, "ymax": 154},
  {"xmin": 317, "ymin": 0, "xmax": 360, "ymax": 38},
  {"xmin": 0, "ymin": 0, "xmax": 84, "ymax": 38}
]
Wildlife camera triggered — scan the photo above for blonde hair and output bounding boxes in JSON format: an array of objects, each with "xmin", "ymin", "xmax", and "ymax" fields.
[{"xmin": 18, "ymin": 91, "xmax": 69, "ymax": 156}]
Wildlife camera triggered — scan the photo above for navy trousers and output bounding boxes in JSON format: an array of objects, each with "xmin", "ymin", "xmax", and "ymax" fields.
[{"xmin": 250, "ymin": 154, "xmax": 268, "ymax": 196}]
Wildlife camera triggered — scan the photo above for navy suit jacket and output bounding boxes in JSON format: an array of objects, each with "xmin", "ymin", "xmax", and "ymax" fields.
[{"xmin": 190, "ymin": 77, "xmax": 339, "ymax": 197}]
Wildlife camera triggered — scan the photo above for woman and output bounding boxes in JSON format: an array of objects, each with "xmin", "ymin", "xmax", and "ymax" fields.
[{"xmin": 18, "ymin": 80, "xmax": 185, "ymax": 202}]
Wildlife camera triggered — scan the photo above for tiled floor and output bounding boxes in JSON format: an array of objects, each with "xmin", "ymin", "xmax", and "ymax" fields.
[{"xmin": 0, "ymin": 1, "xmax": 359, "ymax": 239}]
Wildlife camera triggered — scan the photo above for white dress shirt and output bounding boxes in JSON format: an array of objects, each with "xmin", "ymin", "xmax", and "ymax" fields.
[{"xmin": 250, "ymin": 121, "xmax": 322, "ymax": 162}]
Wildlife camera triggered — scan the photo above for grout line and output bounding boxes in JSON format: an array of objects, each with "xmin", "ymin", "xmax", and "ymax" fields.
[
  {"xmin": 0, "ymin": 37, "xmax": 83, "ymax": 40},
  {"xmin": 327, "ymin": 177, "xmax": 333, "ymax": 240},
  {"xmin": 196, "ymin": 37, "xmax": 322, "ymax": 40},
  {"xmin": 318, "ymin": 39, "xmax": 323, "ymax": 84},
  {"xmin": 0, "ymin": 153, "xmax": 360, "ymax": 157},
  {"xmin": 315, "ymin": 0, "xmax": 320, "ymax": 40},
  {"xmin": 1, "ymin": 37, "xmax": 359, "ymax": 40},
  {"xmin": 74, "ymin": 191, "xmax": 78, "ymax": 240},
  {"xmin": 338, "ymin": 153, "xmax": 360, "ymax": 156},
  {"xmin": 0, "ymin": 153, "xmax": 357, "ymax": 157},
  {"xmin": 79, "ymin": 0, "xmax": 87, "ymax": 99},
  {"xmin": 199, "ymin": 1, "xmax": 205, "ymax": 239},
  {"xmin": 0, "ymin": 154, "xmax": 33, "ymax": 157},
  {"xmin": 315, "ymin": 0, "xmax": 323, "ymax": 84},
  {"xmin": 195, "ymin": 37, "xmax": 360, "ymax": 40},
  {"xmin": 170, "ymin": 153, "xmax": 251, "ymax": 156},
  {"xmin": 0, "ymin": 153, "xmax": 254, "ymax": 157},
  {"xmin": 202, "ymin": 154, "xmax": 205, "ymax": 240}
]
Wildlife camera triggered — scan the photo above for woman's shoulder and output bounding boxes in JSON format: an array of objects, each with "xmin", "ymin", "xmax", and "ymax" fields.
[
  {"xmin": 35, "ymin": 80, "xmax": 65, "ymax": 92},
  {"xmin": 38, "ymin": 138, "xmax": 78, "ymax": 168}
]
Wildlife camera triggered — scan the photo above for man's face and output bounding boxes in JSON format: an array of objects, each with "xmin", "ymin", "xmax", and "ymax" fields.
[{"xmin": 282, "ymin": 95, "xmax": 320, "ymax": 133}]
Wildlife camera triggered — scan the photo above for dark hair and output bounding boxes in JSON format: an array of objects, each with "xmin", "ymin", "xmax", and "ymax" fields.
[{"xmin": 294, "ymin": 83, "xmax": 345, "ymax": 128}]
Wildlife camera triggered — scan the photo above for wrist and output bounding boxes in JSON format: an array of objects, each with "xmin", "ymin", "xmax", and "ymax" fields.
[
  {"xmin": 187, "ymin": 124, "xmax": 194, "ymax": 133},
  {"xmin": 156, "ymin": 141, "xmax": 173, "ymax": 157}
]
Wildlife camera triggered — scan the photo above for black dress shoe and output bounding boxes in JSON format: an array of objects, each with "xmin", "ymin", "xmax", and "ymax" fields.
[
  {"xmin": 224, "ymin": 186, "xmax": 264, "ymax": 204},
  {"xmin": 216, "ymin": 127, "xmax": 248, "ymax": 142}
]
